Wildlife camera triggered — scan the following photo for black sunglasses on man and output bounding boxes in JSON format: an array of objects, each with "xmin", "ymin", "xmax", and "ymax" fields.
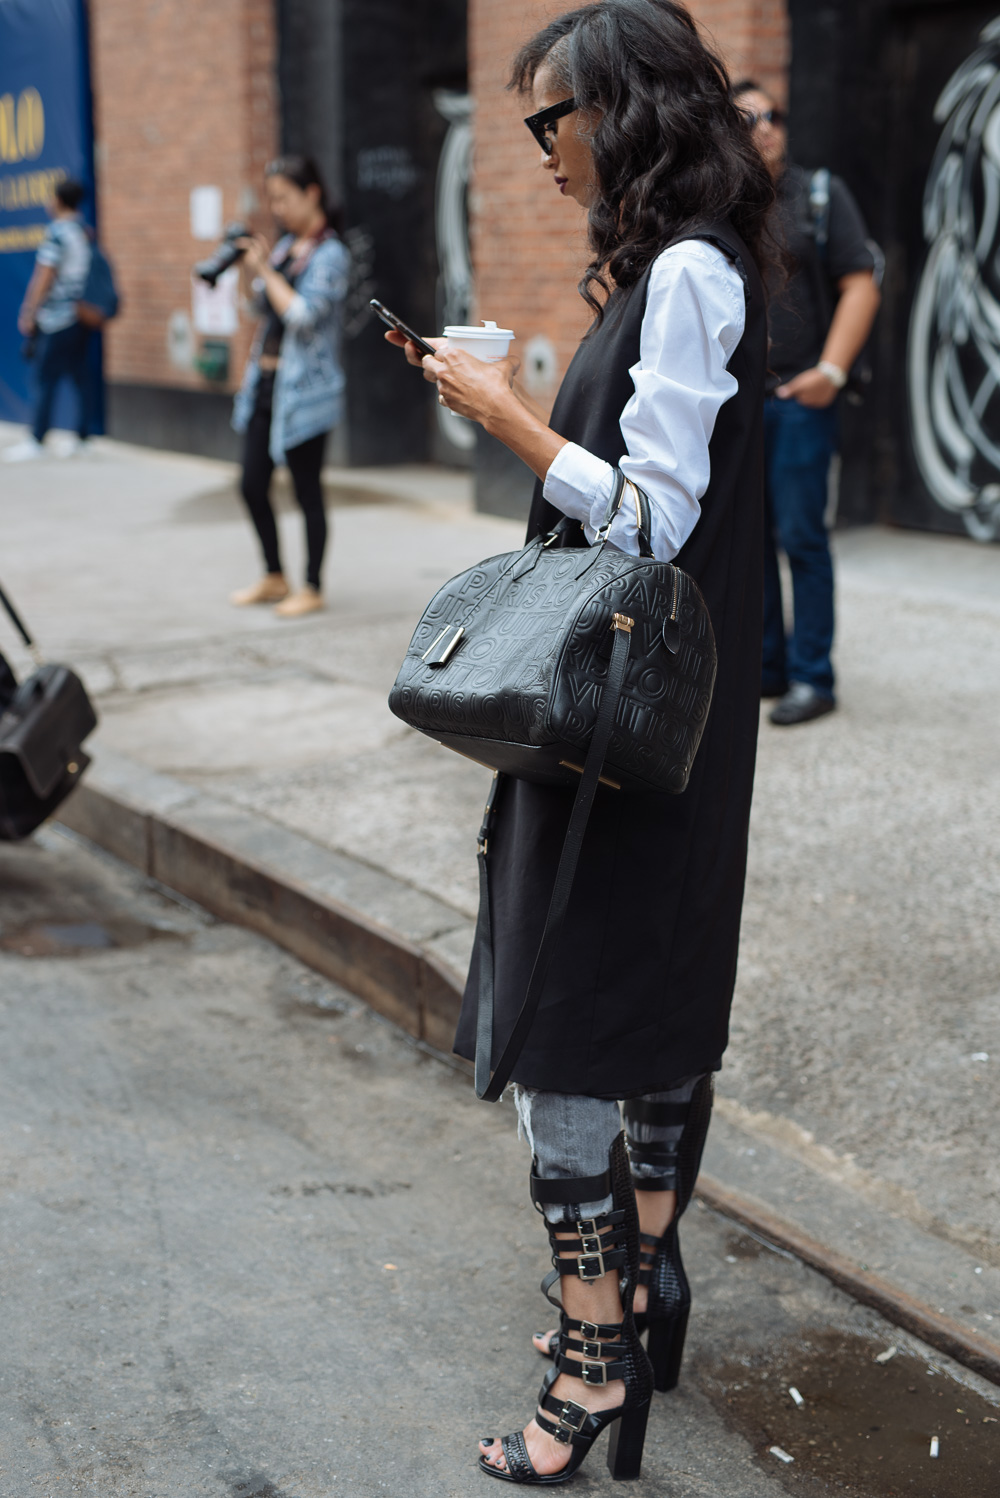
[{"xmin": 523, "ymin": 96, "xmax": 578, "ymax": 153}]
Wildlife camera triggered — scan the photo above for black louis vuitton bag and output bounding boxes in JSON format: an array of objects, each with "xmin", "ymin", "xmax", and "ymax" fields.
[
  {"xmin": 388, "ymin": 473, "xmax": 718, "ymax": 1100},
  {"xmin": 0, "ymin": 580, "xmax": 97, "ymax": 841}
]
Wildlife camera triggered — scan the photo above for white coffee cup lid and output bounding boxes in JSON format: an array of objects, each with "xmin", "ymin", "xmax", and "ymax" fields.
[{"xmin": 443, "ymin": 320, "xmax": 515, "ymax": 339}]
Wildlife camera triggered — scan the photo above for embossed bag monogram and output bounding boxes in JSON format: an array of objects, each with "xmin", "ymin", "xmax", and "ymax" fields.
[
  {"xmin": 388, "ymin": 477, "xmax": 719, "ymax": 1102},
  {"xmin": 388, "ymin": 510, "xmax": 716, "ymax": 796}
]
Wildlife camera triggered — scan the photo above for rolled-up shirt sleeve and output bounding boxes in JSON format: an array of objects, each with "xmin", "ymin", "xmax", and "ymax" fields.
[{"xmin": 541, "ymin": 241, "xmax": 746, "ymax": 561}]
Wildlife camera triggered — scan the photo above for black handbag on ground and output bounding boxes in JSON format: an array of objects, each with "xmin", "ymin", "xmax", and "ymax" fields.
[
  {"xmin": 388, "ymin": 474, "xmax": 718, "ymax": 1100},
  {"xmin": 0, "ymin": 581, "xmax": 97, "ymax": 841}
]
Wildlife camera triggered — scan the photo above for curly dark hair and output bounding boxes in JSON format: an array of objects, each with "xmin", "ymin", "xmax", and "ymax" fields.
[{"xmin": 510, "ymin": 0, "xmax": 776, "ymax": 322}]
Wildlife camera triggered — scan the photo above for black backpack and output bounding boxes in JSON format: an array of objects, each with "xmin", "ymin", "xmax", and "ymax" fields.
[
  {"xmin": 77, "ymin": 241, "xmax": 121, "ymax": 329},
  {"xmin": 0, "ymin": 582, "xmax": 97, "ymax": 841}
]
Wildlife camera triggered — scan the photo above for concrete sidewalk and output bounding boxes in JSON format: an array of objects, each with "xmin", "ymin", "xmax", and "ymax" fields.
[{"xmin": 3, "ymin": 422, "xmax": 1000, "ymax": 1381}]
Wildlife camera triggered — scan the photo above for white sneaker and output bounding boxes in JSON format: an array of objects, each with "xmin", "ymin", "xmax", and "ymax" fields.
[
  {"xmin": 1, "ymin": 437, "xmax": 45, "ymax": 463},
  {"xmin": 53, "ymin": 433, "xmax": 86, "ymax": 458}
]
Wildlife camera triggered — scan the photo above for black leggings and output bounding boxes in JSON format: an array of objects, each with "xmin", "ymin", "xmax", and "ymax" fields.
[{"xmin": 240, "ymin": 371, "xmax": 329, "ymax": 589}]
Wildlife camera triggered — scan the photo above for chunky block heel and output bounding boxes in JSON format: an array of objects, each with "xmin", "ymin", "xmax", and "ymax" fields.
[
  {"xmin": 606, "ymin": 1395, "xmax": 651, "ymax": 1480},
  {"xmin": 623, "ymin": 1076, "xmax": 714, "ymax": 1395},
  {"xmin": 647, "ymin": 1304, "xmax": 689, "ymax": 1392}
]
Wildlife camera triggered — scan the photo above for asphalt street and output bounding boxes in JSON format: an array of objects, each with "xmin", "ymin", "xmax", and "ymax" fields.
[{"xmin": 2, "ymin": 829, "xmax": 997, "ymax": 1498}]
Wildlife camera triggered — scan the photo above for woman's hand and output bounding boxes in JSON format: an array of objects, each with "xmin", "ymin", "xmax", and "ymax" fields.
[
  {"xmin": 424, "ymin": 346, "xmax": 521, "ymax": 425},
  {"xmin": 384, "ymin": 329, "xmax": 446, "ymax": 366},
  {"xmin": 384, "ymin": 331, "xmax": 520, "ymax": 425},
  {"xmin": 384, "ymin": 329, "xmax": 566, "ymax": 480},
  {"xmin": 236, "ymin": 233, "xmax": 273, "ymax": 279}
]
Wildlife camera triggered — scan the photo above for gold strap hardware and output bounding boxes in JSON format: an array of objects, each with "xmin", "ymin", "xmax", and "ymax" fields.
[
  {"xmin": 477, "ymin": 770, "xmax": 500, "ymax": 855},
  {"xmin": 611, "ymin": 613, "xmax": 634, "ymax": 633},
  {"xmin": 622, "ymin": 477, "xmax": 644, "ymax": 533},
  {"xmin": 558, "ymin": 759, "xmax": 621, "ymax": 791}
]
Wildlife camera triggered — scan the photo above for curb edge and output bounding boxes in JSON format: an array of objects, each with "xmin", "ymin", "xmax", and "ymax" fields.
[{"xmin": 696, "ymin": 1173, "xmax": 1000, "ymax": 1387}]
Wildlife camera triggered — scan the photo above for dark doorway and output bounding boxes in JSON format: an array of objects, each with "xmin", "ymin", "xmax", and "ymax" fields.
[{"xmin": 278, "ymin": 0, "xmax": 468, "ymax": 468}]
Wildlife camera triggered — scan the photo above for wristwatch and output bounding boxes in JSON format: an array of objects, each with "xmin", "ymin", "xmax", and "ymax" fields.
[{"xmin": 817, "ymin": 360, "xmax": 847, "ymax": 390}]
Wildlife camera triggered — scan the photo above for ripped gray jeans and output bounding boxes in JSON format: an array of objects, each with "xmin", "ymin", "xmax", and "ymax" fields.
[{"xmin": 514, "ymin": 1076, "xmax": 706, "ymax": 1223}]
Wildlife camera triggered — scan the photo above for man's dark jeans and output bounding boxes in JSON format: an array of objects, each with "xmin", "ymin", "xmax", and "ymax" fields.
[
  {"xmin": 32, "ymin": 322, "xmax": 92, "ymax": 443},
  {"xmin": 762, "ymin": 396, "xmax": 838, "ymax": 699}
]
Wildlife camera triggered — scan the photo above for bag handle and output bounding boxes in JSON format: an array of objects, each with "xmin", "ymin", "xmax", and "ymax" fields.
[
  {"xmin": 0, "ymin": 580, "xmax": 43, "ymax": 665},
  {"xmin": 596, "ymin": 469, "xmax": 655, "ymax": 558},
  {"xmin": 474, "ymin": 611, "xmax": 635, "ymax": 1101}
]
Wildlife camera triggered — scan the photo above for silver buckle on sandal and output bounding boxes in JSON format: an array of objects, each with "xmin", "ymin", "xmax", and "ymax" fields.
[
  {"xmin": 577, "ymin": 1220, "xmax": 605, "ymax": 1278},
  {"xmin": 581, "ymin": 1339, "xmax": 602, "ymax": 1359},
  {"xmin": 557, "ymin": 1401, "xmax": 587, "ymax": 1437},
  {"xmin": 578, "ymin": 1320, "xmax": 600, "ymax": 1340},
  {"xmin": 577, "ymin": 1251, "xmax": 605, "ymax": 1280},
  {"xmin": 582, "ymin": 1359, "xmax": 608, "ymax": 1387}
]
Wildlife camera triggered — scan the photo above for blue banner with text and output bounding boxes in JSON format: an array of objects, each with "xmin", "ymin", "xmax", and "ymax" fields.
[{"xmin": 0, "ymin": 0, "xmax": 95, "ymax": 426}]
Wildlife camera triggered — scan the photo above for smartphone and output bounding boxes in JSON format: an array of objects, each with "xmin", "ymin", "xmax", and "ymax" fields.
[{"xmin": 370, "ymin": 299, "xmax": 437, "ymax": 359}]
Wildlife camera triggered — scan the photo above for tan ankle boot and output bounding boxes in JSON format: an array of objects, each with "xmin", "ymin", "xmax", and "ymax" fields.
[
  {"xmin": 274, "ymin": 585, "xmax": 324, "ymax": 618},
  {"xmin": 230, "ymin": 574, "xmax": 289, "ymax": 606}
]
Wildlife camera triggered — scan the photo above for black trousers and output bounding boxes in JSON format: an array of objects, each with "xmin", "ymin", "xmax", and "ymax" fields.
[{"xmin": 240, "ymin": 371, "xmax": 329, "ymax": 589}]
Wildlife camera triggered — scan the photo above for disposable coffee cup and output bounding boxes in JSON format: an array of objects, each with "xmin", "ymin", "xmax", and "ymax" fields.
[{"xmin": 443, "ymin": 320, "xmax": 515, "ymax": 363}]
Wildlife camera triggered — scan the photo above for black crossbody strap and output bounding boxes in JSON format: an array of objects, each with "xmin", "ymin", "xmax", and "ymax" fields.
[
  {"xmin": 475, "ymin": 614, "xmax": 634, "ymax": 1101},
  {"xmin": 0, "ymin": 580, "xmax": 35, "ymax": 651},
  {"xmin": 471, "ymin": 770, "xmax": 503, "ymax": 1092}
]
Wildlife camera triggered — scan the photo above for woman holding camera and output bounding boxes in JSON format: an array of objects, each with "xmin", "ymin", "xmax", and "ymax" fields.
[
  {"xmin": 389, "ymin": 1, "xmax": 772, "ymax": 1484},
  {"xmin": 230, "ymin": 156, "xmax": 348, "ymax": 618}
]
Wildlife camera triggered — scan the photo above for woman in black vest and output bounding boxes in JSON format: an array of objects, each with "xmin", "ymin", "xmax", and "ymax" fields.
[{"xmin": 389, "ymin": 1, "xmax": 772, "ymax": 1483}]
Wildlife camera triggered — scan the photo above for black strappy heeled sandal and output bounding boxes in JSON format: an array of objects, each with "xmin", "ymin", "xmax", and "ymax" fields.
[
  {"xmin": 622, "ymin": 1074, "xmax": 714, "ymax": 1392},
  {"xmin": 479, "ymin": 1133, "xmax": 654, "ymax": 1485}
]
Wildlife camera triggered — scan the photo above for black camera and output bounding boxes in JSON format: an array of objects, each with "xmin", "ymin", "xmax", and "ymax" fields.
[{"xmin": 194, "ymin": 222, "xmax": 250, "ymax": 286}]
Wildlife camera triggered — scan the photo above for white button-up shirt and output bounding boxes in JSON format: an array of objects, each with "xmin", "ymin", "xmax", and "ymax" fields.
[{"xmin": 541, "ymin": 239, "xmax": 747, "ymax": 562}]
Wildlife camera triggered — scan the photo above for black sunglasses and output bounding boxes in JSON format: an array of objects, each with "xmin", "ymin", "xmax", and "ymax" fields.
[{"xmin": 523, "ymin": 96, "xmax": 578, "ymax": 153}]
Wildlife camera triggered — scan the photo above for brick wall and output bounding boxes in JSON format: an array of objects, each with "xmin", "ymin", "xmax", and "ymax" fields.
[
  {"xmin": 468, "ymin": 0, "xmax": 788, "ymax": 413},
  {"xmin": 694, "ymin": 0, "xmax": 789, "ymax": 100},
  {"xmin": 88, "ymin": 0, "xmax": 278, "ymax": 393}
]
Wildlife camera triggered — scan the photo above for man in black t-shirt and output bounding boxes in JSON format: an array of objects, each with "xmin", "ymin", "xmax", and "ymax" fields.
[{"xmin": 734, "ymin": 83, "xmax": 881, "ymax": 725}]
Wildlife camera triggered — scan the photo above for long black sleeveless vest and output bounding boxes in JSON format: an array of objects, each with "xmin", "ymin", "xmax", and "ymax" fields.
[{"xmin": 453, "ymin": 224, "xmax": 766, "ymax": 1098}]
